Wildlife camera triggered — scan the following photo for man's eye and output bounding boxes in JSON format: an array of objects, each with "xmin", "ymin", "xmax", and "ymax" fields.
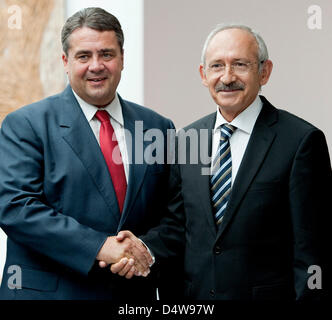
[
  {"xmin": 234, "ymin": 62, "xmax": 247, "ymax": 68},
  {"xmin": 103, "ymin": 53, "xmax": 113, "ymax": 59},
  {"xmin": 211, "ymin": 64, "xmax": 224, "ymax": 69},
  {"xmin": 78, "ymin": 55, "xmax": 89, "ymax": 61}
]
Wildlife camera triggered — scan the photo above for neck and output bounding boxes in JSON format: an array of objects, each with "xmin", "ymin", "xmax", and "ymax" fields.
[
  {"xmin": 218, "ymin": 106, "xmax": 248, "ymax": 122},
  {"xmin": 95, "ymin": 103, "xmax": 110, "ymax": 108},
  {"xmin": 93, "ymin": 96, "xmax": 115, "ymax": 108}
]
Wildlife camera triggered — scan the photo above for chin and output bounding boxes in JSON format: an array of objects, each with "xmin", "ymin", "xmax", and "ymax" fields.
[
  {"xmin": 217, "ymin": 99, "xmax": 239, "ymax": 109},
  {"xmin": 87, "ymin": 90, "xmax": 107, "ymax": 99}
]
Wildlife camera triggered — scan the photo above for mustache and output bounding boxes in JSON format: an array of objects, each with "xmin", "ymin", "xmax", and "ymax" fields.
[{"xmin": 215, "ymin": 82, "xmax": 245, "ymax": 92}]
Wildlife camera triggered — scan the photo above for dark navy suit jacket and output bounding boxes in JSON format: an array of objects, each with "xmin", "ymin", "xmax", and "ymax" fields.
[{"xmin": 0, "ymin": 85, "xmax": 174, "ymax": 300}]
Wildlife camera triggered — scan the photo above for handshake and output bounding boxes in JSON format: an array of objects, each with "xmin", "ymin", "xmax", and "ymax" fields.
[{"xmin": 96, "ymin": 231, "xmax": 153, "ymax": 279}]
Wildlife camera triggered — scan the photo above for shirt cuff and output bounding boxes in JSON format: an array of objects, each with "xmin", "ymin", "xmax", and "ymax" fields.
[{"xmin": 139, "ymin": 239, "xmax": 155, "ymax": 267}]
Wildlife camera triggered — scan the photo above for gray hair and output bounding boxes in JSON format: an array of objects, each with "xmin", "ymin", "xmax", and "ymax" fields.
[
  {"xmin": 201, "ymin": 23, "xmax": 269, "ymax": 71},
  {"xmin": 61, "ymin": 7, "xmax": 124, "ymax": 56}
]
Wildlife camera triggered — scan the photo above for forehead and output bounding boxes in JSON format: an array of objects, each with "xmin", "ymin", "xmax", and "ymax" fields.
[
  {"xmin": 206, "ymin": 28, "xmax": 258, "ymax": 61},
  {"xmin": 68, "ymin": 27, "xmax": 120, "ymax": 52}
]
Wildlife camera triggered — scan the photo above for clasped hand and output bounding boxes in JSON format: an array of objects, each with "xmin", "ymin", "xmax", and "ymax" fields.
[{"xmin": 96, "ymin": 230, "xmax": 152, "ymax": 279}]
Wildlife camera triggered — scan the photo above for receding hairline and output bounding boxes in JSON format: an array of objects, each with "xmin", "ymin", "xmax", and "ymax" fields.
[
  {"xmin": 65, "ymin": 26, "xmax": 122, "ymax": 54},
  {"xmin": 204, "ymin": 28, "xmax": 259, "ymax": 64},
  {"xmin": 201, "ymin": 23, "xmax": 269, "ymax": 69},
  {"xmin": 61, "ymin": 7, "xmax": 124, "ymax": 56},
  {"xmin": 207, "ymin": 27, "xmax": 260, "ymax": 51}
]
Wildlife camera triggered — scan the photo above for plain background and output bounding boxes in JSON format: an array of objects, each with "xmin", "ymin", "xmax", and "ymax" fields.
[
  {"xmin": 1, "ymin": 0, "xmax": 331, "ymax": 285},
  {"xmin": 144, "ymin": 0, "xmax": 332, "ymax": 148}
]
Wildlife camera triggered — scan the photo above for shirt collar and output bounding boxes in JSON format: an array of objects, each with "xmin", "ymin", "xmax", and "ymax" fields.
[
  {"xmin": 72, "ymin": 89, "xmax": 124, "ymax": 126},
  {"xmin": 214, "ymin": 95, "xmax": 262, "ymax": 135}
]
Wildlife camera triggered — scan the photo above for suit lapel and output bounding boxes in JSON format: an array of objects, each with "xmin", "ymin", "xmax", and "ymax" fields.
[
  {"xmin": 216, "ymin": 98, "xmax": 278, "ymax": 240},
  {"xmin": 118, "ymin": 97, "xmax": 149, "ymax": 229},
  {"xmin": 190, "ymin": 113, "xmax": 218, "ymax": 238},
  {"xmin": 59, "ymin": 86, "xmax": 121, "ymax": 225}
]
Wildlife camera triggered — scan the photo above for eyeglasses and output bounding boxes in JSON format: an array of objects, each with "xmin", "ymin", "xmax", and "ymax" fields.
[{"xmin": 207, "ymin": 60, "xmax": 264, "ymax": 76}]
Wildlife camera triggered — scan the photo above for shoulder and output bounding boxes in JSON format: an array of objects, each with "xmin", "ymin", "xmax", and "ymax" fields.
[
  {"xmin": 1, "ymin": 90, "xmax": 71, "ymax": 143},
  {"xmin": 276, "ymin": 108, "xmax": 317, "ymax": 131},
  {"xmin": 276, "ymin": 109, "xmax": 328, "ymax": 153},
  {"xmin": 3, "ymin": 91, "xmax": 64, "ymax": 123},
  {"xmin": 277, "ymin": 114, "xmax": 324, "ymax": 150},
  {"xmin": 256, "ymin": 97, "xmax": 329, "ymax": 161},
  {"xmin": 261, "ymin": 96, "xmax": 322, "ymax": 138},
  {"xmin": 182, "ymin": 112, "xmax": 216, "ymax": 132}
]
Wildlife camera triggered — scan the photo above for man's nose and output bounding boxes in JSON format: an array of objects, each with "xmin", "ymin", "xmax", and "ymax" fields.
[
  {"xmin": 220, "ymin": 66, "xmax": 236, "ymax": 85},
  {"xmin": 88, "ymin": 56, "xmax": 105, "ymax": 73}
]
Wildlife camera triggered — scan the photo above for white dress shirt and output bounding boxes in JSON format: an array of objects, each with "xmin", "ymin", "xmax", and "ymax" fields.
[
  {"xmin": 211, "ymin": 95, "xmax": 263, "ymax": 185},
  {"xmin": 72, "ymin": 90, "xmax": 129, "ymax": 182}
]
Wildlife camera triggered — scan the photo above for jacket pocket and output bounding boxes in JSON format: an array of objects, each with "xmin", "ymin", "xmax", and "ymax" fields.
[
  {"xmin": 252, "ymin": 282, "xmax": 292, "ymax": 300},
  {"xmin": 20, "ymin": 267, "xmax": 59, "ymax": 292}
]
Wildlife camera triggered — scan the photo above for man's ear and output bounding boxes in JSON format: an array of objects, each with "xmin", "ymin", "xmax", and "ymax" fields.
[
  {"xmin": 199, "ymin": 64, "xmax": 208, "ymax": 87},
  {"xmin": 120, "ymin": 49, "xmax": 124, "ymax": 71},
  {"xmin": 260, "ymin": 59, "xmax": 273, "ymax": 86},
  {"xmin": 62, "ymin": 53, "xmax": 69, "ymax": 74}
]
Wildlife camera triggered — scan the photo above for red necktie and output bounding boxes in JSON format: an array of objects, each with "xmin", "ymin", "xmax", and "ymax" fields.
[{"xmin": 95, "ymin": 110, "xmax": 127, "ymax": 213}]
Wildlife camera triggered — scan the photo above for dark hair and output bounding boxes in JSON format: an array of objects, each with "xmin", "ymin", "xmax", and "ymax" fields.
[{"xmin": 61, "ymin": 7, "xmax": 124, "ymax": 55}]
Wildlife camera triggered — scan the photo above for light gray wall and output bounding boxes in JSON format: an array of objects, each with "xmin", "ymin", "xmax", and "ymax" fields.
[{"xmin": 144, "ymin": 0, "xmax": 332, "ymax": 155}]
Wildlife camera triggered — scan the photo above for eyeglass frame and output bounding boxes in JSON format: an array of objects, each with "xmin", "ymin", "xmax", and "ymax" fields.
[{"xmin": 206, "ymin": 59, "xmax": 266, "ymax": 76}]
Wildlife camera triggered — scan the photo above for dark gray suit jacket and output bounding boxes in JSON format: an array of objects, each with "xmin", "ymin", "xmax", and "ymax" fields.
[{"xmin": 142, "ymin": 96, "xmax": 331, "ymax": 300}]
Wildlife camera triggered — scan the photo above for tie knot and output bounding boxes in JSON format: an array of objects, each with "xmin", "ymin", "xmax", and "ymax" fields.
[
  {"xmin": 220, "ymin": 124, "xmax": 236, "ymax": 140},
  {"xmin": 95, "ymin": 110, "xmax": 110, "ymax": 123}
]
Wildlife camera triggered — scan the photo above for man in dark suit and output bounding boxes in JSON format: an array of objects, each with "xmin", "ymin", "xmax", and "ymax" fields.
[
  {"xmin": 112, "ymin": 24, "xmax": 331, "ymax": 300},
  {"xmin": 0, "ymin": 7, "xmax": 174, "ymax": 300}
]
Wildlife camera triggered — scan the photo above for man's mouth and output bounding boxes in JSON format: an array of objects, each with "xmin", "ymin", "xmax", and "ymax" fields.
[
  {"xmin": 220, "ymin": 89, "xmax": 240, "ymax": 92},
  {"xmin": 87, "ymin": 77, "xmax": 107, "ymax": 83}
]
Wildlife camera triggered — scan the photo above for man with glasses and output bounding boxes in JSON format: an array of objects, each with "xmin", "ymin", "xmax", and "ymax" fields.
[{"xmin": 111, "ymin": 24, "xmax": 331, "ymax": 300}]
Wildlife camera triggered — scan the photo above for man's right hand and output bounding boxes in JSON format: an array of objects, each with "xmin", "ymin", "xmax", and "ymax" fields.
[{"xmin": 96, "ymin": 232, "xmax": 152, "ymax": 277}]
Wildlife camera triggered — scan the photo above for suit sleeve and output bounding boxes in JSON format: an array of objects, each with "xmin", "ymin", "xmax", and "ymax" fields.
[
  {"xmin": 289, "ymin": 128, "xmax": 331, "ymax": 300},
  {"xmin": 0, "ymin": 112, "xmax": 109, "ymax": 275},
  {"xmin": 141, "ymin": 140, "xmax": 186, "ymax": 261}
]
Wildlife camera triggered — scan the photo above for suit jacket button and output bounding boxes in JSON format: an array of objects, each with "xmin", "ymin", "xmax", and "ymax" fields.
[
  {"xmin": 214, "ymin": 246, "xmax": 222, "ymax": 255},
  {"xmin": 210, "ymin": 289, "xmax": 215, "ymax": 297}
]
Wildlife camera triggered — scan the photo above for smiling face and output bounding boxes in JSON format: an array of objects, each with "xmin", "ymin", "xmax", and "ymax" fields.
[
  {"xmin": 199, "ymin": 28, "xmax": 272, "ymax": 121},
  {"xmin": 62, "ymin": 27, "xmax": 124, "ymax": 106}
]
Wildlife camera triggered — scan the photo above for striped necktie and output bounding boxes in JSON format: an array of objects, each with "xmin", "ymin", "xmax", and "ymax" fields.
[{"xmin": 211, "ymin": 124, "xmax": 236, "ymax": 225}]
